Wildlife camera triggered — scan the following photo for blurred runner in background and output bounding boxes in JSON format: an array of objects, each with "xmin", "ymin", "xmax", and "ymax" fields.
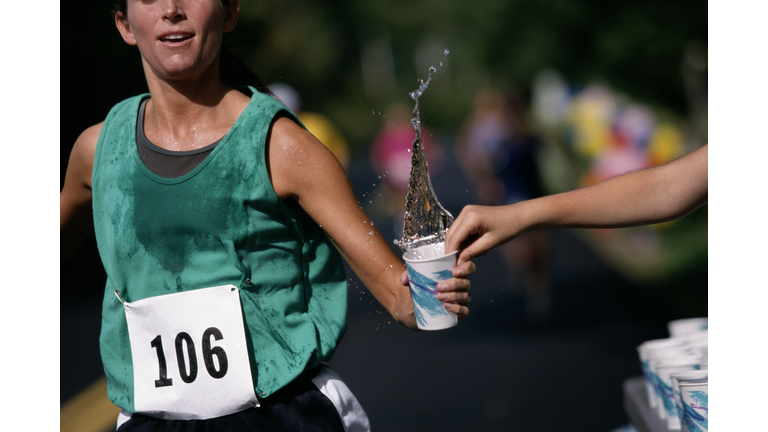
[{"xmin": 456, "ymin": 87, "xmax": 551, "ymax": 322}]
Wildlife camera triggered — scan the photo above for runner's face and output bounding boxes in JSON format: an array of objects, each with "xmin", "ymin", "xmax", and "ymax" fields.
[{"xmin": 116, "ymin": 0, "xmax": 238, "ymax": 81}]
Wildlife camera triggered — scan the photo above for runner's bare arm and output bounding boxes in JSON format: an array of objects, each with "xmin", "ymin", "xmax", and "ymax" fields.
[
  {"xmin": 267, "ymin": 117, "xmax": 474, "ymax": 328},
  {"xmin": 60, "ymin": 123, "xmax": 102, "ymax": 261}
]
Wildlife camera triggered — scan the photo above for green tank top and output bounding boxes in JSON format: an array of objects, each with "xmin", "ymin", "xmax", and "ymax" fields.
[{"xmin": 92, "ymin": 87, "xmax": 347, "ymax": 412}]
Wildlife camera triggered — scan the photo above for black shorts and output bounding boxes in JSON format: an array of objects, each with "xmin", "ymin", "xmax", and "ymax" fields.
[{"xmin": 116, "ymin": 365, "xmax": 369, "ymax": 432}]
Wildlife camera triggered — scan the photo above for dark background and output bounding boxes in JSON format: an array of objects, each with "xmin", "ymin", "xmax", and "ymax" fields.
[{"xmin": 61, "ymin": 1, "xmax": 707, "ymax": 430}]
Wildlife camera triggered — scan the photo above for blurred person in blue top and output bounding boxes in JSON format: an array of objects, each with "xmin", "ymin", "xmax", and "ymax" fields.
[
  {"xmin": 456, "ymin": 87, "xmax": 551, "ymax": 322},
  {"xmin": 59, "ymin": 1, "xmax": 474, "ymax": 431}
]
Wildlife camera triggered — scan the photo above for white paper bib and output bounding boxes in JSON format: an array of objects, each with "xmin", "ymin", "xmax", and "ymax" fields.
[{"xmin": 123, "ymin": 285, "xmax": 259, "ymax": 420}]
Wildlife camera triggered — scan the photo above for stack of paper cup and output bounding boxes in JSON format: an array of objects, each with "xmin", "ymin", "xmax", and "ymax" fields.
[
  {"xmin": 652, "ymin": 355, "xmax": 704, "ymax": 429},
  {"xmin": 635, "ymin": 317, "xmax": 708, "ymax": 430},
  {"xmin": 679, "ymin": 376, "xmax": 708, "ymax": 432},
  {"xmin": 670, "ymin": 370, "xmax": 708, "ymax": 432},
  {"xmin": 402, "ymin": 243, "xmax": 458, "ymax": 331},
  {"xmin": 637, "ymin": 338, "xmax": 686, "ymax": 408}
]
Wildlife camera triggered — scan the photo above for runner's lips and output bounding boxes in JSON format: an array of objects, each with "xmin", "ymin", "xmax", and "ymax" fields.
[{"xmin": 159, "ymin": 32, "xmax": 194, "ymax": 42}]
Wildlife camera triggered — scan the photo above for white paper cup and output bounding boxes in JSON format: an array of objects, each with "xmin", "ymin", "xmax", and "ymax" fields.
[
  {"xmin": 652, "ymin": 356, "xmax": 704, "ymax": 428},
  {"xmin": 678, "ymin": 329, "xmax": 708, "ymax": 343},
  {"xmin": 649, "ymin": 350, "xmax": 698, "ymax": 416},
  {"xmin": 670, "ymin": 370, "xmax": 708, "ymax": 432},
  {"xmin": 403, "ymin": 243, "xmax": 458, "ymax": 331},
  {"xmin": 668, "ymin": 317, "xmax": 708, "ymax": 338},
  {"xmin": 637, "ymin": 339, "xmax": 687, "ymax": 408},
  {"xmin": 679, "ymin": 378, "xmax": 708, "ymax": 432}
]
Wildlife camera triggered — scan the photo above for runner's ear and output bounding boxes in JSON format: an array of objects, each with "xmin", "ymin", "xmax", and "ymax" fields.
[
  {"xmin": 223, "ymin": 0, "xmax": 239, "ymax": 33},
  {"xmin": 114, "ymin": 11, "xmax": 137, "ymax": 46}
]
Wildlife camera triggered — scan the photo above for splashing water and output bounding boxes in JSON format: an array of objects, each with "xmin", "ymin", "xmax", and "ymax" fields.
[{"xmin": 399, "ymin": 50, "xmax": 454, "ymax": 252}]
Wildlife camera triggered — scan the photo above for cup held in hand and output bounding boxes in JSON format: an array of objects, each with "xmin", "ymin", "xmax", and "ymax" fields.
[{"xmin": 402, "ymin": 243, "xmax": 458, "ymax": 331}]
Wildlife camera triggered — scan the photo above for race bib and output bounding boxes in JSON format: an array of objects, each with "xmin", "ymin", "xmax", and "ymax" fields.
[{"xmin": 123, "ymin": 285, "xmax": 258, "ymax": 420}]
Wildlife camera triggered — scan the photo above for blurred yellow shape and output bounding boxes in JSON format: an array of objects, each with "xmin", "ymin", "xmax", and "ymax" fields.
[
  {"xmin": 298, "ymin": 111, "xmax": 350, "ymax": 169},
  {"xmin": 61, "ymin": 376, "xmax": 121, "ymax": 432},
  {"xmin": 566, "ymin": 86, "xmax": 616, "ymax": 157},
  {"xmin": 648, "ymin": 123, "xmax": 684, "ymax": 165}
]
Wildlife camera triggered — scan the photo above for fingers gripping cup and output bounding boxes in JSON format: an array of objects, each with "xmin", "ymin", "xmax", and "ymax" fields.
[{"xmin": 403, "ymin": 243, "xmax": 458, "ymax": 330}]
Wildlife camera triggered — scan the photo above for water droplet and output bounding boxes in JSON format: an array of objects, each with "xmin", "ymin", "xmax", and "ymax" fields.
[
  {"xmin": 443, "ymin": 49, "xmax": 449, "ymax": 56},
  {"xmin": 369, "ymin": 230, "xmax": 374, "ymax": 236}
]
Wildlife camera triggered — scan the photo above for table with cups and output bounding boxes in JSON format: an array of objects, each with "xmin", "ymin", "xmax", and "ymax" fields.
[{"xmin": 624, "ymin": 318, "xmax": 708, "ymax": 432}]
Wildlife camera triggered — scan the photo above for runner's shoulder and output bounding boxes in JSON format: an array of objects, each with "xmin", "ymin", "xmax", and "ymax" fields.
[
  {"xmin": 67, "ymin": 122, "xmax": 104, "ymax": 180},
  {"xmin": 72, "ymin": 122, "xmax": 103, "ymax": 161}
]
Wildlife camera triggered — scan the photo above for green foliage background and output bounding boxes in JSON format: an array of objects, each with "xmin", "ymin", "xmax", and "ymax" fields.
[{"xmin": 229, "ymin": 0, "xmax": 706, "ymax": 149}]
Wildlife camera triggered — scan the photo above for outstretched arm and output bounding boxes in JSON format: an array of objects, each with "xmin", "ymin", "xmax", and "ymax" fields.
[
  {"xmin": 268, "ymin": 117, "xmax": 475, "ymax": 329},
  {"xmin": 446, "ymin": 144, "xmax": 708, "ymax": 263},
  {"xmin": 61, "ymin": 123, "xmax": 102, "ymax": 261}
]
